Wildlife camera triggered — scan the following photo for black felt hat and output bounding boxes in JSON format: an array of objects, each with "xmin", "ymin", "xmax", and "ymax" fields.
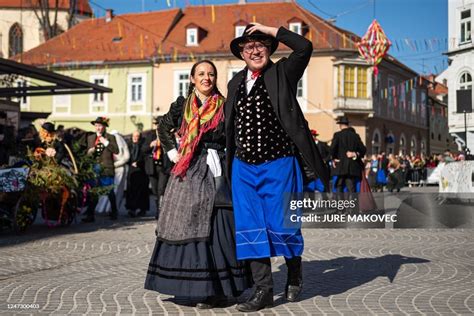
[
  {"xmin": 41, "ymin": 122, "xmax": 56, "ymax": 133},
  {"xmin": 336, "ymin": 116, "xmax": 350, "ymax": 125},
  {"xmin": 230, "ymin": 24, "xmax": 279, "ymax": 60},
  {"xmin": 90, "ymin": 116, "xmax": 109, "ymax": 127}
]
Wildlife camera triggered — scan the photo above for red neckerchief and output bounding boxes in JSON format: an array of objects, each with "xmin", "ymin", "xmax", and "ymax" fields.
[{"xmin": 250, "ymin": 70, "xmax": 261, "ymax": 80}]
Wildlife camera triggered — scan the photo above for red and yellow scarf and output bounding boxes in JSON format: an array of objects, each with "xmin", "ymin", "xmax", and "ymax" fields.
[{"xmin": 172, "ymin": 91, "xmax": 225, "ymax": 178}]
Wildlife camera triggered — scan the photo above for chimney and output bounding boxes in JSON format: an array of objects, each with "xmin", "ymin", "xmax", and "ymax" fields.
[{"xmin": 105, "ymin": 9, "xmax": 114, "ymax": 22}]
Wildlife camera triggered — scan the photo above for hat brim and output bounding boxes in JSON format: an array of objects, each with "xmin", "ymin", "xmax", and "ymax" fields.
[
  {"xmin": 90, "ymin": 120, "xmax": 108, "ymax": 127},
  {"xmin": 230, "ymin": 33, "xmax": 279, "ymax": 60},
  {"xmin": 41, "ymin": 126, "xmax": 55, "ymax": 133}
]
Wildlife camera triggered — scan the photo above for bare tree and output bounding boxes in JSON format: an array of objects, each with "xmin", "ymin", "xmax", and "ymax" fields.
[{"xmin": 26, "ymin": 0, "xmax": 78, "ymax": 40}]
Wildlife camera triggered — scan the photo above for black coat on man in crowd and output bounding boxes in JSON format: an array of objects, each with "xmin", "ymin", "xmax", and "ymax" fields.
[
  {"xmin": 126, "ymin": 137, "xmax": 150, "ymax": 216},
  {"xmin": 143, "ymin": 130, "xmax": 173, "ymax": 218},
  {"xmin": 330, "ymin": 126, "xmax": 366, "ymax": 193}
]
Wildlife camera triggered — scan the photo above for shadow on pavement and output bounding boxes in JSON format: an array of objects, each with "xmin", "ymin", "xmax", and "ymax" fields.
[
  {"xmin": 0, "ymin": 214, "xmax": 157, "ymax": 248},
  {"xmin": 273, "ymin": 254, "xmax": 430, "ymax": 305}
]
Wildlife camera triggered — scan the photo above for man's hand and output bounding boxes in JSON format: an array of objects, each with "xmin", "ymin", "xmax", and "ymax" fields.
[
  {"xmin": 346, "ymin": 151, "xmax": 357, "ymax": 159},
  {"xmin": 246, "ymin": 23, "xmax": 278, "ymax": 38},
  {"xmin": 87, "ymin": 147, "xmax": 95, "ymax": 155},
  {"xmin": 332, "ymin": 159, "xmax": 340, "ymax": 168},
  {"xmin": 150, "ymin": 140, "xmax": 157, "ymax": 148}
]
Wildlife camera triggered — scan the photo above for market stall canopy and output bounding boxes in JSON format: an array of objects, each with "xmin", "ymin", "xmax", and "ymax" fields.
[{"xmin": 0, "ymin": 58, "xmax": 112, "ymax": 98}]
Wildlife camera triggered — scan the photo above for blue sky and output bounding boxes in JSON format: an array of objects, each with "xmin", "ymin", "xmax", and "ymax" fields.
[{"xmin": 89, "ymin": 0, "xmax": 448, "ymax": 75}]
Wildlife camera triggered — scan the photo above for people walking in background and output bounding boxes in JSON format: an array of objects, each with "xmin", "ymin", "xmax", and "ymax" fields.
[
  {"xmin": 145, "ymin": 60, "xmax": 249, "ymax": 309},
  {"xmin": 96, "ymin": 130, "xmax": 130, "ymax": 215},
  {"xmin": 387, "ymin": 153, "xmax": 404, "ymax": 192},
  {"xmin": 330, "ymin": 116, "xmax": 366, "ymax": 194},
  {"xmin": 82, "ymin": 117, "xmax": 119, "ymax": 223},
  {"xmin": 126, "ymin": 131, "xmax": 149, "ymax": 217},
  {"xmin": 144, "ymin": 117, "xmax": 172, "ymax": 220}
]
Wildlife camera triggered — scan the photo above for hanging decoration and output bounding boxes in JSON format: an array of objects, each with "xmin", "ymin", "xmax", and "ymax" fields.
[{"xmin": 357, "ymin": 19, "xmax": 391, "ymax": 75}]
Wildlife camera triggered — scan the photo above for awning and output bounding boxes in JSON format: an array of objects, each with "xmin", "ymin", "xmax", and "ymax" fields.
[{"xmin": 0, "ymin": 57, "xmax": 112, "ymax": 98}]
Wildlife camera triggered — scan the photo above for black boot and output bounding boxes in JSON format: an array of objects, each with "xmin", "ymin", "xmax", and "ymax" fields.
[
  {"xmin": 236, "ymin": 288, "xmax": 273, "ymax": 312},
  {"xmin": 285, "ymin": 256, "xmax": 303, "ymax": 302},
  {"xmin": 196, "ymin": 295, "xmax": 227, "ymax": 309}
]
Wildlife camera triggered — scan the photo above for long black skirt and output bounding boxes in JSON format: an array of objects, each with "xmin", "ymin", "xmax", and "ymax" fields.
[{"xmin": 144, "ymin": 208, "xmax": 250, "ymax": 297}]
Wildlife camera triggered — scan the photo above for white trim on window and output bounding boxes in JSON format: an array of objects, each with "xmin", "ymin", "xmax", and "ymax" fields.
[
  {"xmin": 89, "ymin": 74, "xmax": 108, "ymax": 115},
  {"xmin": 235, "ymin": 26, "xmax": 246, "ymax": 38},
  {"xmin": 53, "ymin": 94, "xmax": 71, "ymax": 115},
  {"xmin": 297, "ymin": 70, "xmax": 308, "ymax": 112},
  {"xmin": 186, "ymin": 28, "xmax": 198, "ymax": 46},
  {"xmin": 174, "ymin": 70, "xmax": 190, "ymax": 100},
  {"xmin": 228, "ymin": 67, "xmax": 242, "ymax": 83},
  {"xmin": 399, "ymin": 133, "xmax": 406, "ymax": 156},
  {"xmin": 459, "ymin": 71, "xmax": 473, "ymax": 90},
  {"xmin": 289, "ymin": 22, "xmax": 302, "ymax": 35},
  {"xmin": 460, "ymin": 8, "xmax": 472, "ymax": 44},
  {"xmin": 410, "ymin": 135, "xmax": 417, "ymax": 156},
  {"xmin": 14, "ymin": 79, "xmax": 29, "ymax": 111},
  {"xmin": 127, "ymin": 73, "xmax": 147, "ymax": 114}
]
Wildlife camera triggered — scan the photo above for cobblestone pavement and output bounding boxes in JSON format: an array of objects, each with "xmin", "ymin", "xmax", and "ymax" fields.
[{"xmin": 1, "ymin": 213, "xmax": 473, "ymax": 315}]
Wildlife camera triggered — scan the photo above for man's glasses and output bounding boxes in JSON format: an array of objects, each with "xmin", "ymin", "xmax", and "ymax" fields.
[{"xmin": 242, "ymin": 43, "xmax": 267, "ymax": 54}]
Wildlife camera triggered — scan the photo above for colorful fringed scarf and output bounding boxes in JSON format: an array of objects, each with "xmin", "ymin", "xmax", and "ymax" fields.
[{"xmin": 172, "ymin": 91, "xmax": 225, "ymax": 178}]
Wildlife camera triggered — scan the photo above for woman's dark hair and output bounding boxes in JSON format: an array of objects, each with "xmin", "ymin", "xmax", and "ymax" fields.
[{"xmin": 186, "ymin": 59, "xmax": 223, "ymax": 97}]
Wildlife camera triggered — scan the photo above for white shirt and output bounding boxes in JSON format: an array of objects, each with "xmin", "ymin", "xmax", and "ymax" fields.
[{"xmin": 246, "ymin": 69, "xmax": 258, "ymax": 94}]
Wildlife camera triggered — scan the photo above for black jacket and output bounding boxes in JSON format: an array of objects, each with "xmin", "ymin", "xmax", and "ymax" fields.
[
  {"xmin": 143, "ymin": 131, "xmax": 173, "ymax": 175},
  {"xmin": 86, "ymin": 133, "xmax": 119, "ymax": 177},
  {"xmin": 330, "ymin": 127, "xmax": 366, "ymax": 177},
  {"xmin": 225, "ymin": 27, "xmax": 330, "ymax": 189}
]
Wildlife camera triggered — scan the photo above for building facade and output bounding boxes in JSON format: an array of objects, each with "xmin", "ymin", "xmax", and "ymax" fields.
[
  {"xmin": 16, "ymin": 1, "xmax": 429, "ymax": 154},
  {"xmin": 438, "ymin": 0, "xmax": 474, "ymax": 152},
  {"xmin": 0, "ymin": 0, "xmax": 92, "ymax": 58}
]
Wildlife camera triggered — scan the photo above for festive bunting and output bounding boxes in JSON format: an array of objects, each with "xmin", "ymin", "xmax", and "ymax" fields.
[{"xmin": 357, "ymin": 19, "xmax": 392, "ymax": 76}]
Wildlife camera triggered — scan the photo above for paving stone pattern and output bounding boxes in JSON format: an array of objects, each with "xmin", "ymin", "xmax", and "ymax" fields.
[{"xmin": 0, "ymin": 218, "xmax": 473, "ymax": 315}]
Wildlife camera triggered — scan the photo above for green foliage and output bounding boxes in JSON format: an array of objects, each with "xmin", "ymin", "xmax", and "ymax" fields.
[{"xmin": 27, "ymin": 148, "xmax": 78, "ymax": 195}]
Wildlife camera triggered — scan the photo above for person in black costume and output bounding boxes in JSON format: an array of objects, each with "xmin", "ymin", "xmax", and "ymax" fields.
[
  {"xmin": 144, "ymin": 60, "xmax": 250, "ymax": 309},
  {"xmin": 330, "ymin": 116, "xmax": 366, "ymax": 193},
  {"xmin": 143, "ymin": 117, "xmax": 173, "ymax": 220},
  {"xmin": 126, "ymin": 131, "xmax": 150, "ymax": 217}
]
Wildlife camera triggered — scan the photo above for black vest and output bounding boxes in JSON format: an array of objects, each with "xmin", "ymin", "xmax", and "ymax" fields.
[{"xmin": 234, "ymin": 75, "xmax": 293, "ymax": 164}]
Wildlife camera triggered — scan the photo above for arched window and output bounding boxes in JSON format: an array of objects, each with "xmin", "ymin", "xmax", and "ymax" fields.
[
  {"xmin": 421, "ymin": 138, "xmax": 426, "ymax": 155},
  {"xmin": 459, "ymin": 72, "xmax": 472, "ymax": 90},
  {"xmin": 372, "ymin": 129, "xmax": 381, "ymax": 155},
  {"xmin": 399, "ymin": 134, "xmax": 406, "ymax": 156},
  {"xmin": 386, "ymin": 132, "xmax": 395, "ymax": 154},
  {"xmin": 9, "ymin": 23, "xmax": 23, "ymax": 57},
  {"xmin": 410, "ymin": 136, "xmax": 417, "ymax": 156}
]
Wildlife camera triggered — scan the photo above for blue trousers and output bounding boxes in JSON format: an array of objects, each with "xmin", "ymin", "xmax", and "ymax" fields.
[{"xmin": 231, "ymin": 156, "xmax": 304, "ymax": 260}]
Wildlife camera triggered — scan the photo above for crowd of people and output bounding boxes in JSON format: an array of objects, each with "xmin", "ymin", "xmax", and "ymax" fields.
[
  {"xmin": 363, "ymin": 150, "xmax": 467, "ymax": 192},
  {"xmin": 0, "ymin": 22, "xmax": 470, "ymax": 312}
]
